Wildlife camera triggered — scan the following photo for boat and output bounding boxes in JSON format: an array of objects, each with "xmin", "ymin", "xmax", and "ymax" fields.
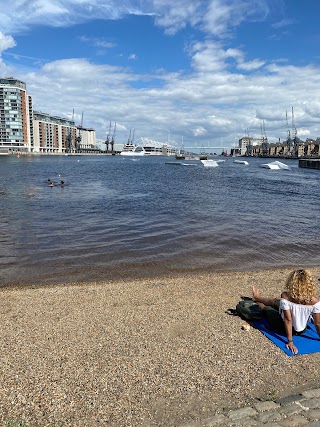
[
  {"xmin": 165, "ymin": 162, "xmax": 197, "ymax": 166},
  {"xmin": 201, "ymin": 159, "xmax": 219, "ymax": 168},
  {"xmin": 175, "ymin": 150, "xmax": 185, "ymax": 160},
  {"xmin": 260, "ymin": 160, "xmax": 289, "ymax": 170},
  {"xmin": 120, "ymin": 143, "xmax": 145, "ymax": 156},
  {"xmin": 140, "ymin": 138, "xmax": 176, "ymax": 156},
  {"xmin": 234, "ymin": 160, "xmax": 249, "ymax": 165}
]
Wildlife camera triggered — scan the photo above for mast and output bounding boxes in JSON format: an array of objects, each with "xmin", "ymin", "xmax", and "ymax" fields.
[{"xmin": 127, "ymin": 128, "xmax": 132, "ymax": 145}]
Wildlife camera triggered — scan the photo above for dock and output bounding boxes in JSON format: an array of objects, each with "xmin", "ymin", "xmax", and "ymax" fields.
[{"xmin": 299, "ymin": 159, "xmax": 320, "ymax": 169}]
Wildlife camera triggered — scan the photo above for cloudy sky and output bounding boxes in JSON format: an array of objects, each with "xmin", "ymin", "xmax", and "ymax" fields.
[{"xmin": 1, "ymin": 0, "xmax": 320, "ymax": 151}]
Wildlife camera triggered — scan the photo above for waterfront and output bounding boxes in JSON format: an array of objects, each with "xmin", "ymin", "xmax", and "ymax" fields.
[{"xmin": 0, "ymin": 155, "xmax": 319, "ymax": 287}]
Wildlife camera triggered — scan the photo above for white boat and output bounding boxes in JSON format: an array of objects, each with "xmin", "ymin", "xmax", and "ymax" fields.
[
  {"xmin": 260, "ymin": 160, "xmax": 289, "ymax": 170},
  {"xmin": 165, "ymin": 162, "xmax": 197, "ymax": 166},
  {"xmin": 201, "ymin": 159, "xmax": 219, "ymax": 168},
  {"xmin": 120, "ymin": 143, "xmax": 145, "ymax": 156},
  {"xmin": 141, "ymin": 138, "xmax": 176, "ymax": 156},
  {"xmin": 234, "ymin": 160, "xmax": 249, "ymax": 165}
]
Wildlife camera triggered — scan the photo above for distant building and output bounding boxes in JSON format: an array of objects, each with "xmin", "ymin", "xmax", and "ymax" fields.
[
  {"xmin": 75, "ymin": 126, "xmax": 97, "ymax": 152},
  {"xmin": 33, "ymin": 111, "xmax": 77, "ymax": 154},
  {"xmin": 0, "ymin": 77, "xmax": 98, "ymax": 154},
  {"xmin": 0, "ymin": 77, "xmax": 33, "ymax": 154},
  {"xmin": 238, "ymin": 137, "xmax": 261, "ymax": 156}
]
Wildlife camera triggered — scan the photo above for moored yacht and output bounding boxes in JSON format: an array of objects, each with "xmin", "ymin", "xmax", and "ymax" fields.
[{"xmin": 120, "ymin": 143, "xmax": 145, "ymax": 156}]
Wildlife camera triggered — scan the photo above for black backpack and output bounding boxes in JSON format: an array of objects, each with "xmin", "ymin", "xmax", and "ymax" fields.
[{"xmin": 236, "ymin": 300, "xmax": 262, "ymax": 321}]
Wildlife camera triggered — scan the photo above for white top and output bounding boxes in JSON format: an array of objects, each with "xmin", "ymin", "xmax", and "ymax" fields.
[{"xmin": 280, "ymin": 298, "xmax": 320, "ymax": 332}]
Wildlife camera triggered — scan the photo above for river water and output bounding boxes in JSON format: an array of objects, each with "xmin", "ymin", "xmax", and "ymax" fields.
[{"xmin": 0, "ymin": 154, "xmax": 319, "ymax": 286}]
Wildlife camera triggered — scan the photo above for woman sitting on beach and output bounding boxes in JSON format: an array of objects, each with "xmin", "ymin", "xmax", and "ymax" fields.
[{"xmin": 253, "ymin": 269, "xmax": 320, "ymax": 355}]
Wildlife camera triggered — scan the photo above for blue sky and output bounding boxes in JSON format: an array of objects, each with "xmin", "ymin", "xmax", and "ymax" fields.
[{"xmin": 1, "ymin": 0, "xmax": 320, "ymax": 151}]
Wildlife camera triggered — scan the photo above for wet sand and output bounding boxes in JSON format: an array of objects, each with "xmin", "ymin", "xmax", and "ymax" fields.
[{"xmin": 1, "ymin": 267, "xmax": 320, "ymax": 426}]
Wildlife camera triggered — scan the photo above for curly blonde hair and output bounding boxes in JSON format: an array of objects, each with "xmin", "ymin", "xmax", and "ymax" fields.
[{"xmin": 285, "ymin": 269, "xmax": 316, "ymax": 303}]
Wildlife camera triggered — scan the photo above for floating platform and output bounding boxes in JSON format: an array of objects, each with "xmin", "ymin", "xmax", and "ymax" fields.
[
  {"xmin": 260, "ymin": 161, "xmax": 289, "ymax": 170},
  {"xmin": 299, "ymin": 159, "xmax": 320, "ymax": 169}
]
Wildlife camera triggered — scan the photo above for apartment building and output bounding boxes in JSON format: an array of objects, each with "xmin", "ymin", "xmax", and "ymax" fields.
[
  {"xmin": 0, "ymin": 77, "xmax": 33, "ymax": 154},
  {"xmin": 33, "ymin": 111, "xmax": 77, "ymax": 154}
]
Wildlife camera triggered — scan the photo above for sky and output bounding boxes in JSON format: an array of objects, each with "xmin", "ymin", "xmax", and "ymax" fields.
[{"xmin": 1, "ymin": 0, "xmax": 320, "ymax": 151}]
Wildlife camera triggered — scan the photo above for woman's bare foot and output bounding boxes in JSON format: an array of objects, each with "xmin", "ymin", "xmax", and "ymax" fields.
[
  {"xmin": 252, "ymin": 286, "xmax": 260, "ymax": 302},
  {"xmin": 252, "ymin": 286, "xmax": 276, "ymax": 307}
]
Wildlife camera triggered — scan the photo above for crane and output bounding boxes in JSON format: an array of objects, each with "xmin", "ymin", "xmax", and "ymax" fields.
[
  {"xmin": 105, "ymin": 121, "xmax": 112, "ymax": 152},
  {"xmin": 110, "ymin": 122, "xmax": 116, "ymax": 152},
  {"xmin": 76, "ymin": 111, "xmax": 83, "ymax": 152},
  {"xmin": 65, "ymin": 109, "xmax": 74, "ymax": 152},
  {"xmin": 285, "ymin": 110, "xmax": 291, "ymax": 145},
  {"xmin": 292, "ymin": 107, "xmax": 300, "ymax": 157},
  {"xmin": 260, "ymin": 120, "xmax": 269, "ymax": 157},
  {"xmin": 292, "ymin": 107, "xmax": 297, "ymax": 140}
]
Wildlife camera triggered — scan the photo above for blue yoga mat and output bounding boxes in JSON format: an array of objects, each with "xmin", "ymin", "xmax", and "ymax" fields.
[{"xmin": 253, "ymin": 319, "xmax": 320, "ymax": 356}]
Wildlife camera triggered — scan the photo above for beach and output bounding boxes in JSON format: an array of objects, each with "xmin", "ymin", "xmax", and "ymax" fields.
[{"xmin": 1, "ymin": 267, "xmax": 320, "ymax": 427}]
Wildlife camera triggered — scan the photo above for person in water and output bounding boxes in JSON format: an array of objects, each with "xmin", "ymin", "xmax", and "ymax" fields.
[
  {"xmin": 60, "ymin": 180, "xmax": 64, "ymax": 187},
  {"xmin": 253, "ymin": 269, "xmax": 320, "ymax": 354}
]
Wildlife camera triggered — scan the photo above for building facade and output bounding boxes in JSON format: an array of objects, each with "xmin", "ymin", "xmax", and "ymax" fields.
[
  {"xmin": 76, "ymin": 127, "xmax": 97, "ymax": 152},
  {"xmin": 238, "ymin": 137, "xmax": 262, "ymax": 156},
  {"xmin": 0, "ymin": 77, "xmax": 33, "ymax": 154},
  {"xmin": 33, "ymin": 111, "xmax": 77, "ymax": 154}
]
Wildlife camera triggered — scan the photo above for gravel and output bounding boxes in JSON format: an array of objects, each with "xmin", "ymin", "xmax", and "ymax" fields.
[{"xmin": 1, "ymin": 267, "xmax": 319, "ymax": 426}]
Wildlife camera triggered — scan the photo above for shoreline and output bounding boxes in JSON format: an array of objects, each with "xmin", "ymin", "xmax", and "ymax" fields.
[
  {"xmin": 1, "ymin": 261, "xmax": 320, "ymax": 291},
  {"xmin": 1, "ymin": 267, "xmax": 320, "ymax": 426}
]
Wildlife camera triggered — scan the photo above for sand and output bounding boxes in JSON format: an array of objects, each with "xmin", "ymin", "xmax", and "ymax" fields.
[{"xmin": 1, "ymin": 267, "xmax": 320, "ymax": 427}]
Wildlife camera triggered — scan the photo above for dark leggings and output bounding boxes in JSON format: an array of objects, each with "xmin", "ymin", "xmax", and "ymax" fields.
[{"xmin": 262, "ymin": 300, "xmax": 306, "ymax": 336}]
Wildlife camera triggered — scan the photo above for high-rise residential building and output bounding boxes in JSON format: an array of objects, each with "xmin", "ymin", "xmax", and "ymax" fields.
[
  {"xmin": 0, "ymin": 77, "xmax": 33, "ymax": 154},
  {"xmin": 33, "ymin": 111, "xmax": 77, "ymax": 154}
]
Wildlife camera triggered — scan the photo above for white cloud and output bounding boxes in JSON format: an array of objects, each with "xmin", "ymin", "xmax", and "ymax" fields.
[
  {"xmin": 272, "ymin": 18, "xmax": 295, "ymax": 29},
  {"xmin": 79, "ymin": 36, "xmax": 115, "ymax": 49},
  {"xmin": 22, "ymin": 46, "xmax": 320, "ymax": 146},
  {"xmin": 0, "ymin": 0, "xmax": 272, "ymax": 39},
  {"xmin": 0, "ymin": 32, "xmax": 16, "ymax": 52},
  {"xmin": 237, "ymin": 59, "xmax": 265, "ymax": 71},
  {"xmin": 297, "ymin": 128, "xmax": 310, "ymax": 137},
  {"xmin": 202, "ymin": 0, "xmax": 270, "ymax": 37},
  {"xmin": 2, "ymin": 0, "xmax": 320, "ymax": 148}
]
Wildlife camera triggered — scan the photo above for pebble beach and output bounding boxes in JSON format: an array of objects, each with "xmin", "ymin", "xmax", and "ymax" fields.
[{"xmin": 1, "ymin": 267, "xmax": 320, "ymax": 427}]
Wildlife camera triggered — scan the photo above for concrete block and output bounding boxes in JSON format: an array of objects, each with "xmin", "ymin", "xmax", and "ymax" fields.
[
  {"xmin": 280, "ymin": 403, "xmax": 305, "ymax": 416},
  {"xmin": 258, "ymin": 409, "xmax": 283, "ymax": 423},
  {"xmin": 205, "ymin": 413, "xmax": 228, "ymax": 426},
  {"xmin": 306, "ymin": 409, "xmax": 320, "ymax": 421},
  {"xmin": 255, "ymin": 401, "xmax": 280, "ymax": 412},
  {"xmin": 277, "ymin": 394, "xmax": 305, "ymax": 405},
  {"xmin": 302, "ymin": 398, "xmax": 320, "ymax": 409},
  {"xmin": 302, "ymin": 390, "xmax": 320, "ymax": 399},
  {"xmin": 228, "ymin": 407, "xmax": 257, "ymax": 420},
  {"xmin": 277, "ymin": 414, "xmax": 310, "ymax": 426}
]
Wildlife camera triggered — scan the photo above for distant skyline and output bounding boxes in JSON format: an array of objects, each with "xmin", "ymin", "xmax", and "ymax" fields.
[{"xmin": 1, "ymin": 0, "xmax": 320, "ymax": 150}]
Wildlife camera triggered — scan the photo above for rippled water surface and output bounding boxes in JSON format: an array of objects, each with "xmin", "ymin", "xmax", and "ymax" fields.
[{"xmin": 0, "ymin": 155, "xmax": 319, "ymax": 286}]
